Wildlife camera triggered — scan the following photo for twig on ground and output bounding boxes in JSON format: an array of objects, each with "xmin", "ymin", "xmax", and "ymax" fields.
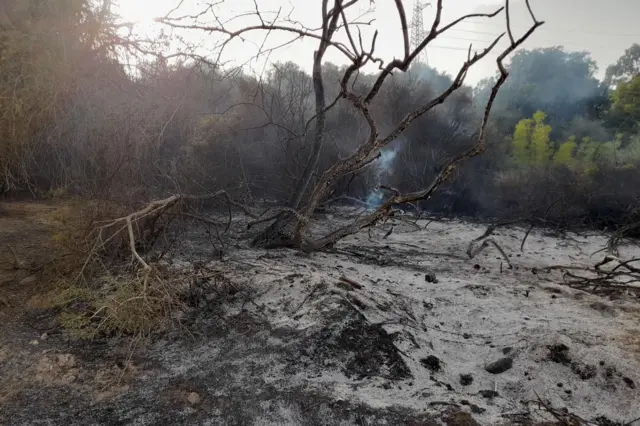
[
  {"xmin": 471, "ymin": 219, "xmax": 521, "ymax": 243},
  {"xmin": 608, "ymin": 220, "xmax": 640, "ymax": 255},
  {"xmin": 541, "ymin": 256, "xmax": 640, "ymax": 296},
  {"xmin": 467, "ymin": 237, "xmax": 513, "ymax": 268},
  {"xmin": 531, "ymin": 391, "xmax": 589, "ymax": 425},
  {"xmin": 339, "ymin": 276, "xmax": 364, "ymax": 290},
  {"xmin": 383, "ymin": 226, "xmax": 394, "ymax": 239},
  {"xmin": 521, "ymin": 223, "xmax": 535, "ymax": 252},
  {"xmin": 292, "ymin": 281, "xmax": 324, "ymax": 314}
]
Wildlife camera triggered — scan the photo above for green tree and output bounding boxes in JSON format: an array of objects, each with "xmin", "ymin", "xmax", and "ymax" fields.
[
  {"xmin": 619, "ymin": 134, "xmax": 640, "ymax": 168},
  {"xmin": 553, "ymin": 136, "xmax": 577, "ymax": 167},
  {"xmin": 512, "ymin": 117, "xmax": 534, "ymax": 164},
  {"xmin": 605, "ymin": 43, "xmax": 640, "ymax": 86},
  {"xmin": 511, "ymin": 110, "xmax": 552, "ymax": 165},
  {"xmin": 530, "ymin": 111, "xmax": 552, "ymax": 163},
  {"xmin": 593, "ymin": 139, "xmax": 622, "ymax": 168},
  {"xmin": 608, "ymin": 74, "xmax": 640, "ymax": 132},
  {"xmin": 476, "ymin": 47, "xmax": 605, "ymax": 135},
  {"xmin": 575, "ymin": 137, "xmax": 598, "ymax": 174}
]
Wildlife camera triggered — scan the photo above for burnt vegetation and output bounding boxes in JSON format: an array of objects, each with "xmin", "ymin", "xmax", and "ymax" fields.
[
  {"xmin": 1, "ymin": 0, "xmax": 640, "ymax": 333},
  {"xmin": 4, "ymin": 4, "xmax": 640, "ymax": 426}
]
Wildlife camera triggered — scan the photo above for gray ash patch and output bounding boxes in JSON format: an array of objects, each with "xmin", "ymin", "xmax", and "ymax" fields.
[
  {"xmin": 0, "ymin": 307, "xmax": 427, "ymax": 426},
  {"xmin": 293, "ymin": 302, "xmax": 412, "ymax": 381},
  {"xmin": 3, "ymin": 217, "xmax": 640, "ymax": 426},
  {"xmin": 330, "ymin": 244, "xmax": 449, "ymax": 274}
]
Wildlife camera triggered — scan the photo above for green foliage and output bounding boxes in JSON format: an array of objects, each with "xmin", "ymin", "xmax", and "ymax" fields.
[
  {"xmin": 574, "ymin": 137, "xmax": 597, "ymax": 173},
  {"xmin": 619, "ymin": 135, "xmax": 640, "ymax": 167},
  {"xmin": 609, "ymin": 74, "xmax": 640, "ymax": 131},
  {"xmin": 553, "ymin": 136, "xmax": 577, "ymax": 167},
  {"xmin": 593, "ymin": 139, "xmax": 622, "ymax": 168},
  {"xmin": 573, "ymin": 136, "xmax": 624, "ymax": 174},
  {"xmin": 511, "ymin": 110, "xmax": 552, "ymax": 165},
  {"xmin": 512, "ymin": 118, "xmax": 533, "ymax": 164},
  {"xmin": 530, "ymin": 111, "xmax": 553, "ymax": 163},
  {"xmin": 605, "ymin": 43, "xmax": 640, "ymax": 86},
  {"xmin": 508, "ymin": 108, "xmax": 640, "ymax": 175},
  {"xmin": 479, "ymin": 47, "xmax": 603, "ymax": 134}
]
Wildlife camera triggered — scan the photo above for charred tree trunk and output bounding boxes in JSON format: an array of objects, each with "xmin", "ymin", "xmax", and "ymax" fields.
[{"xmin": 252, "ymin": 0, "xmax": 339, "ymax": 247}]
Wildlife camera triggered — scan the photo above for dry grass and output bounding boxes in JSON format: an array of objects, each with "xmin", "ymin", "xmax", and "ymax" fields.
[
  {"xmin": 50, "ymin": 271, "xmax": 186, "ymax": 339},
  {"xmin": 1, "ymin": 198, "xmax": 189, "ymax": 340},
  {"xmin": 45, "ymin": 198, "xmax": 190, "ymax": 339}
]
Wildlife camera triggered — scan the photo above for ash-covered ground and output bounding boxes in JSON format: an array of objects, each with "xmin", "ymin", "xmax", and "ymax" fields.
[{"xmin": 1, "ymin": 210, "xmax": 639, "ymax": 425}]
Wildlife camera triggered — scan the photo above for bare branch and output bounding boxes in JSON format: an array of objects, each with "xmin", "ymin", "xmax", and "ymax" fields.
[
  {"xmin": 299, "ymin": 2, "xmax": 544, "ymax": 251},
  {"xmin": 364, "ymin": 1, "xmax": 504, "ymax": 104},
  {"xmin": 505, "ymin": 0, "xmax": 515, "ymax": 45},
  {"xmin": 154, "ymin": 0, "xmax": 543, "ymax": 252}
]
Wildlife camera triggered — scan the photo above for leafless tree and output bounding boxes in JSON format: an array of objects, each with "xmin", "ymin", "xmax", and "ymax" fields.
[{"xmin": 158, "ymin": 0, "xmax": 544, "ymax": 251}]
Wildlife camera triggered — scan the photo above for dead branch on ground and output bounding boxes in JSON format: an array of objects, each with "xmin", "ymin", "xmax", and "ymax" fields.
[
  {"xmin": 529, "ymin": 391, "xmax": 587, "ymax": 426},
  {"xmin": 338, "ymin": 276, "xmax": 364, "ymax": 290},
  {"xmin": 461, "ymin": 197, "xmax": 565, "ymax": 265},
  {"xmin": 466, "ymin": 237, "xmax": 512, "ymax": 268},
  {"xmin": 464, "ymin": 219, "xmax": 516, "ymax": 268},
  {"xmin": 84, "ymin": 191, "xmax": 255, "ymax": 278},
  {"xmin": 607, "ymin": 218, "xmax": 640, "ymax": 256},
  {"xmin": 541, "ymin": 256, "xmax": 640, "ymax": 296}
]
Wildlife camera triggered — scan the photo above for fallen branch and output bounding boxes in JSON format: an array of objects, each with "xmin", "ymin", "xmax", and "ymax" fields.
[
  {"xmin": 541, "ymin": 256, "xmax": 640, "ymax": 296},
  {"xmin": 87, "ymin": 191, "xmax": 252, "ymax": 273},
  {"xmin": 247, "ymin": 206, "xmax": 306, "ymax": 229},
  {"xmin": 383, "ymin": 226, "xmax": 394, "ymax": 239},
  {"xmin": 126, "ymin": 215, "xmax": 150, "ymax": 271},
  {"xmin": 521, "ymin": 223, "xmax": 535, "ymax": 252},
  {"xmin": 471, "ymin": 219, "xmax": 522, "ymax": 243},
  {"xmin": 467, "ymin": 237, "xmax": 513, "ymax": 268},
  {"xmin": 338, "ymin": 276, "xmax": 364, "ymax": 290},
  {"xmin": 607, "ymin": 219, "xmax": 640, "ymax": 255},
  {"xmin": 530, "ymin": 391, "xmax": 589, "ymax": 426},
  {"xmin": 293, "ymin": 281, "xmax": 325, "ymax": 314}
]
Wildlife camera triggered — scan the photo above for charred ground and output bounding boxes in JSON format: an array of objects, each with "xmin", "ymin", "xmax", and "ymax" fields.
[{"xmin": 1, "ymin": 202, "xmax": 639, "ymax": 426}]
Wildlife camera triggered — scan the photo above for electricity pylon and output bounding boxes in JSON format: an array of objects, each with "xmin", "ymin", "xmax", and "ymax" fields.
[{"xmin": 410, "ymin": 0, "xmax": 430, "ymax": 65}]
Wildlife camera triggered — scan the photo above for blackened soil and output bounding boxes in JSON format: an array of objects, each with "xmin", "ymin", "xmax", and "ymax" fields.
[{"xmin": 295, "ymin": 301, "xmax": 412, "ymax": 381}]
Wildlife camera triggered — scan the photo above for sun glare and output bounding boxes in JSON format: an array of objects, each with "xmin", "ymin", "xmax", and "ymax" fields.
[{"xmin": 115, "ymin": 0, "xmax": 167, "ymax": 36}]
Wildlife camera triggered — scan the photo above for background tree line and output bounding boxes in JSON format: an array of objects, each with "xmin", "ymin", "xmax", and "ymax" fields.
[{"xmin": 2, "ymin": 0, "xmax": 639, "ymax": 233}]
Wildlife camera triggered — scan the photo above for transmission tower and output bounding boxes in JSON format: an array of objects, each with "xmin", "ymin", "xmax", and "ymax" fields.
[{"xmin": 410, "ymin": 0, "xmax": 429, "ymax": 65}]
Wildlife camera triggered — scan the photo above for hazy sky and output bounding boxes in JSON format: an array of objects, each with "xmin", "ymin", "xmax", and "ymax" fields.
[{"xmin": 116, "ymin": 0, "xmax": 640, "ymax": 85}]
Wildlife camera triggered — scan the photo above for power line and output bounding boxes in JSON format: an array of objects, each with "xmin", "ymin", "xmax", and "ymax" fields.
[
  {"xmin": 426, "ymin": 44, "xmax": 498, "ymax": 53},
  {"xmin": 448, "ymin": 27, "xmax": 512, "ymax": 37},
  {"xmin": 462, "ymin": 20, "xmax": 640, "ymax": 38},
  {"xmin": 438, "ymin": 32, "xmax": 625, "ymax": 51}
]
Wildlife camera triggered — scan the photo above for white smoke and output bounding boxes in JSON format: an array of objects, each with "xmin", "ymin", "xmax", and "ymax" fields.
[{"xmin": 365, "ymin": 146, "xmax": 399, "ymax": 210}]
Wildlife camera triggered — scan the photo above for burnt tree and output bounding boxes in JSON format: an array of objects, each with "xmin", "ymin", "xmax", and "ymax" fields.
[{"xmin": 159, "ymin": 0, "xmax": 544, "ymax": 251}]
